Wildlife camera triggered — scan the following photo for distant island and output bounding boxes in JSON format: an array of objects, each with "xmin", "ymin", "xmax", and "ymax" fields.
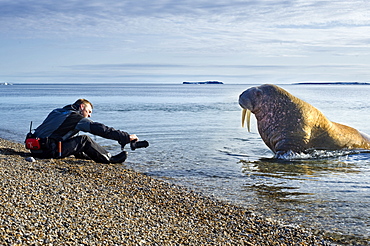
[
  {"xmin": 0, "ymin": 82, "xmax": 13, "ymax": 85},
  {"xmin": 294, "ymin": 82, "xmax": 370, "ymax": 85},
  {"xmin": 183, "ymin": 81, "xmax": 223, "ymax": 85}
]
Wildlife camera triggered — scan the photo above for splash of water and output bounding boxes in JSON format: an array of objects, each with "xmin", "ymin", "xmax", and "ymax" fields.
[{"xmin": 273, "ymin": 149, "xmax": 367, "ymax": 160}]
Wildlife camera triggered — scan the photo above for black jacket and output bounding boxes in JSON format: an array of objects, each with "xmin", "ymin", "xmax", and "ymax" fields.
[{"xmin": 33, "ymin": 104, "xmax": 130, "ymax": 145}]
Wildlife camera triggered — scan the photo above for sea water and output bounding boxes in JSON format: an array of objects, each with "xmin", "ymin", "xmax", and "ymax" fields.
[{"xmin": 1, "ymin": 83, "xmax": 369, "ymax": 243}]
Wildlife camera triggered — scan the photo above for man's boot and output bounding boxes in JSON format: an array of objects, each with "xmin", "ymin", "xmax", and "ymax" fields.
[{"xmin": 110, "ymin": 151, "xmax": 128, "ymax": 163}]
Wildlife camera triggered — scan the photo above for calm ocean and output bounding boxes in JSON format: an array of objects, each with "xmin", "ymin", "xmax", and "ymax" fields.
[{"xmin": 1, "ymin": 83, "xmax": 369, "ymax": 243}]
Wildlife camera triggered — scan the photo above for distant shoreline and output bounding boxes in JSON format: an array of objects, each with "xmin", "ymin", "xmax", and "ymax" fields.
[
  {"xmin": 294, "ymin": 82, "xmax": 370, "ymax": 85},
  {"xmin": 183, "ymin": 81, "xmax": 223, "ymax": 85}
]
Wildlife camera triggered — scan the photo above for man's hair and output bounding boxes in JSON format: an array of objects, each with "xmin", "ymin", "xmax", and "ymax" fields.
[{"xmin": 73, "ymin": 98, "xmax": 93, "ymax": 109}]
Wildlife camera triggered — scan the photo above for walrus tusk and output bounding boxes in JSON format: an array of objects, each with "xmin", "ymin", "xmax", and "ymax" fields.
[
  {"xmin": 241, "ymin": 109, "xmax": 246, "ymax": 128},
  {"xmin": 241, "ymin": 109, "xmax": 251, "ymax": 132}
]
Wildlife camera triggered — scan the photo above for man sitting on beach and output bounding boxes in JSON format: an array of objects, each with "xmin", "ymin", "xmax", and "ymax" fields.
[{"xmin": 27, "ymin": 98, "xmax": 138, "ymax": 163}]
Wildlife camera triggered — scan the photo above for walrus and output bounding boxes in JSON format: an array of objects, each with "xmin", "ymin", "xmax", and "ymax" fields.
[{"xmin": 239, "ymin": 84, "xmax": 370, "ymax": 157}]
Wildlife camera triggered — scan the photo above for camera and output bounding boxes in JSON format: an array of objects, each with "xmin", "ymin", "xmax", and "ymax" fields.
[{"xmin": 130, "ymin": 140, "xmax": 149, "ymax": 150}]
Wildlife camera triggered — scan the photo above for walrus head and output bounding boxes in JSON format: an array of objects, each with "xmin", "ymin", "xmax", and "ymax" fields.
[
  {"xmin": 239, "ymin": 87, "xmax": 262, "ymax": 132},
  {"xmin": 238, "ymin": 86, "xmax": 264, "ymax": 132}
]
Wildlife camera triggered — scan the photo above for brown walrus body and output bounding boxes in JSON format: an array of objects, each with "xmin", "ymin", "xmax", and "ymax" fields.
[{"xmin": 239, "ymin": 84, "xmax": 370, "ymax": 156}]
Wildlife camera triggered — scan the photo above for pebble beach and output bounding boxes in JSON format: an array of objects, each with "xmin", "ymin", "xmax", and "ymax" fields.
[{"xmin": 0, "ymin": 137, "xmax": 336, "ymax": 245}]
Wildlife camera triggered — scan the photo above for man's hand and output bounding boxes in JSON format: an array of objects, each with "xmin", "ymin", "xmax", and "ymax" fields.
[{"xmin": 129, "ymin": 134, "xmax": 138, "ymax": 142}]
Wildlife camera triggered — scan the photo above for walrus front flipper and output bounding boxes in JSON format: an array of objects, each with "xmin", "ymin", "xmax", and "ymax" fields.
[{"xmin": 274, "ymin": 150, "xmax": 298, "ymax": 160}]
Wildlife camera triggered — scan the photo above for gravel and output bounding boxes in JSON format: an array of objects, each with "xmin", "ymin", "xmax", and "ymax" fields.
[{"xmin": 0, "ymin": 137, "xmax": 337, "ymax": 245}]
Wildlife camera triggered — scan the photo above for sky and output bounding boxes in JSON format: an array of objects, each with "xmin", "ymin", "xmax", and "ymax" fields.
[{"xmin": 1, "ymin": 0, "xmax": 370, "ymax": 84}]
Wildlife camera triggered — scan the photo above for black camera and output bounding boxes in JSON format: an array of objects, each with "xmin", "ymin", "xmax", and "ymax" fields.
[{"xmin": 130, "ymin": 140, "xmax": 149, "ymax": 150}]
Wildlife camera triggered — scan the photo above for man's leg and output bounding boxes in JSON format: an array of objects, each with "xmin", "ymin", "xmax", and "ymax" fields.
[{"xmin": 62, "ymin": 135, "xmax": 111, "ymax": 163}]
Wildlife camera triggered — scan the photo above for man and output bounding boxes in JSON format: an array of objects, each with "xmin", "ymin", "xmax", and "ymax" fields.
[{"xmin": 28, "ymin": 98, "xmax": 138, "ymax": 163}]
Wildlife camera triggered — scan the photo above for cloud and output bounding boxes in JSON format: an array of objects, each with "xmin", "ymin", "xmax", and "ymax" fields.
[
  {"xmin": 3, "ymin": 1, "xmax": 368, "ymax": 35},
  {"xmin": 2, "ymin": 1, "xmax": 370, "ymax": 50},
  {"xmin": 2, "ymin": 61, "xmax": 370, "ymax": 83},
  {"xmin": 1, "ymin": 0, "xmax": 370, "ymax": 83}
]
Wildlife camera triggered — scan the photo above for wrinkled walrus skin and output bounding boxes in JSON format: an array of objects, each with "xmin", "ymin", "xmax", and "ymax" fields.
[{"xmin": 239, "ymin": 84, "xmax": 370, "ymax": 156}]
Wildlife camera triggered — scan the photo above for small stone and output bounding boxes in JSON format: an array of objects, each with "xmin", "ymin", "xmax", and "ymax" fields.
[{"xmin": 25, "ymin": 157, "xmax": 36, "ymax": 162}]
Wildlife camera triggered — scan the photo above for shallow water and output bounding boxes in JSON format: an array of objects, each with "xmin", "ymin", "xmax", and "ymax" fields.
[{"xmin": 1, "ymin": 83, "xmax": 369, "ymax": 243}]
